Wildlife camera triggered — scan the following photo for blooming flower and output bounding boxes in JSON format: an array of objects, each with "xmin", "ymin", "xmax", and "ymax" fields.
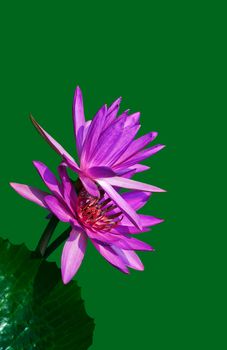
[
  {"xmin": 30, "ymin": 87, "xmax": 165, "ymax": 229},
  {"xmin": 10, "ymin": 161, "xmax": 163, "ymax": 284}
]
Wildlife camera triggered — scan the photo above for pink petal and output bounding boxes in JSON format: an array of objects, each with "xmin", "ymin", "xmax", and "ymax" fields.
[
  {"xmin": 116, "ymin": 164, "xmax": 150, "ymax": 178},
  {"xmin": 104, "ymin": 97, "xmax": 122, "ymax": 129},
  {"xmin": 58, "ymin": 164, "xmax": 77, "ymax": 212},
  {"xmin": 10, "ymin": 183, "xmax": 48, "ymax": 208},
  {"xmin": 120, "ymin": 144, "xmax": 166, "ymax": 168},
  {"xmin": 112, "ymin": 247, "xmax": 144, "ymax": 271},
  {"xmin": 63, "ymin": 156, "xmax": 81, "ymax": 174},
  {"xmin": 93, "ymin": 232, "xmax": 153, "ymax": 251},
  {"xmin": 80, "ymin": 105, "xmax": 107, "ymax": 165},
  {"xmin": 121, "ymin": 191, "xmax": 151, "ymax": 211},
  {"xmin": 139, "ymin": 214, "xmax": 164, "ymax": 227},
  {"xmin": 107, "ymin": 125, "xmax": 141, "ymax": 166},
  {"xmin": 33, "ymin": 161, "xmax": 62, "ymax": 198},
  {"xmin": 87, "ymin": 229, "xmax": 151, "ymax": 252},
  {"xmin": 91, "ymin": 240, "xmax": 129, "ymax": 274},
  {"xmin": 91, "ymin": 114, "xmax": 138, "ymax": 166},
  {"xmin": 86, "ymin": 229, "xmax": 121, "ymax": 245},
  {"xmin": 87, "ymin": 166, "xmax": 116, "ymax": 179},
  {"xmin": 72, "ymin": 86, "xmax": 85, "ymax": 157},
  {"xmin": 112, "ymin": 225, "xmax": 150, "ymax": 235},
  {"xmin": 44, "ymin": 195, "xmax": 73, "ymax": 222},
  {"xmin": 115, "ymin": 131, "xmax": 158, "ymax": 165},
  {"xmin": 80, "ymin": 175, "xmax": 100, "ymax": 197},
  {"xmin": 101, "ymin": 176, "xmax": 166, "ymax": 192},
  {"xmin": 82, "ymin": 120, "xmax": 92, "ymax": 144},
  {"xmin": 123, "ymin": 112, "xmax": 140, "ymax": 127},
  {"xmin": 61, "ymin": 228, "xmax": 87, "ymax": 284},
  {"xmin": 114, "ymin": 235, "xmax": 154, "ymax": 251},
  {"xmin": 120, "ymin": 214, "xmax": 163, "ymax": 228},
  {"xmin": 94, "ymin": 120, "xmax": 140, "ymax": 166},
  {"xmin": 96, "ymin": 179, "xmax": 142, "ymax": 230},
  {"xmin": 30, "ymin": 115, "xmax": 78, "ymax": 165}
]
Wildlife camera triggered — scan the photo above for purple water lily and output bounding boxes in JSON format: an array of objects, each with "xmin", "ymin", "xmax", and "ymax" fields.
[
  {"xmin": 30, "ymin": 86, "xmax": 165, "ymax": 230},
  {"xmin": 10, "ymin": 161, "xmax": 163, "ymax": 284}
]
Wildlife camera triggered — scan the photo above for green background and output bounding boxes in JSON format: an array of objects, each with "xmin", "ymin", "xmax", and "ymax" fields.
[{"xmin": 0, "ymin": 2, "xmax": 225, "ymax": 349}]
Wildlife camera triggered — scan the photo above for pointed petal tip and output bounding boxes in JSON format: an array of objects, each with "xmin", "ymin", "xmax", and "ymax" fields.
[
  {"xmin": 74, "ymin": 85, "xmax": 82, "ymax": 96},
  {"xmin": 62, "ymin": 275, "xmax": 71, "ymax": 284},
  {"xmin": 9, "ymin": 182, "xmax": 16, "ymax": 189},
  {"xmin": 149, "ymin": 218, "xmax": 164, "ymax": 225},
  {"xmin": 76, "ymin": 85, "xmax": 82, "ymax": 92},
  {"xmin": 160, "ymin": 188, "xmax": 167, "ymax": 192},
  {"xmin": 133, "ymin": 260, "xmax": 144, "ymax": 271},
  {"xmin": 138, "ymin": 264, "xmax": 144, "ymax": 271},
  {"xmin": 160, "ymin": 144, "xmax": 166, "ymax": 150},
  {"xmin": 158, "ymin": 218, "xmax": 165, "ymax": 224},
  {"xmin": 29, "ymin": 114, "xmax": 38, "ymax": 126},
  {"xmin": 29, "ymin": 113, "xmax": 34, "ymax": 120},
  {"xmin": 9, "ymin": 182, "xmax": 23, "ymax": 192},
  {"xmin": 32, "ymin": 160, "xmax": 42, "ymax": 167},
  {"xmin": 113, "ymin": 96, "xmax": 122, "ymax": 105},
  {"xmin": 116, "ymin": 96, "xmax": 122, "ymax": 105}
]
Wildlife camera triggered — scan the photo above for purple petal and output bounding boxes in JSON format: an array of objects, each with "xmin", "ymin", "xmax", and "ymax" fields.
[
  {"xmin": 44, "ymin": 195, "xmax": 73, "ymax": 222},
  {"xmin": 80, "ymin": 175, "xmax": 100, "ymax": 197},
  {"xmin": 33, "ymin": 161, "xmax": 62, "ymax": 198},
  {"xmin": 72, "ymin": 86, "xmax": 85, "ymax": 157},
  {"xmin": 115, "ymin": 131, "xmax": 158, "ymax": 165},
  {"xmin": 63, "ymin": 156, "xmax": 81, "ymax": 174},
  {"xmin": 61, "ymin": 228, "xmax": 87, "ymax": 284},
  {"xmin": 121, "ymin": 191, "xmax": 151, "ymax": 210},
  {"xmin": 80, "ymin": 105, "xmax": 107, "ymax": 165},
  {"xmin": 91, "ymin": 240, "xmax": 129, "ymax": 274},
  {"xmin": 82, "ymin": 120, "xmax": 92, "ymax": 144},
  {"xmin": 120, "ymin": 144, "xmax": 166, "ymax": 169},
  {"xmin": 10, "ymin": 183, "xmax": 48, "ymax": 208},
  {"xmin": 111, "ymin": 225, "xmax": 150, "ymax": 235},
  {"xmin": 91, "ymin": 115, "xmax": 140, "ymax": 166},
  {"xmin": 58, "ymin": 164, "xmax": 77, "ymax": 212},
  {"xmin": 104, "ymin": 97, "xmax": 122, "ymax": 129},
  {"xmin": 87, "ymin": 166, "xmax": 116, "ymax": 179},
  {"xmin": 124, "ymin": 112, "xmax": 140, "ymax": 127},
  {"xmin": 120, "ymin": 214, "xmax": 163, "ymax": 228},
  {"xmin": 112, "ymin": 247, "xmax": 144, "ymax": 271},
  {"xmin": 96, "ymin": 179, "xmax": 142, "ymax": 230},
  {"xmin": 116, "ymin": 164, "xmax": 150, "ymax": 179},
  {"xmin": 86, "ymin": 229, "xmax": 121, "ymax": 245},
  {"xmin": 115, "ymin": 235, "xmax": 154, "ymax": 251},
  {"xmin": 126, "ymin": 164, "xmax": 150, "ymax": 173},
  {"xmin": 90, "ymin": 120, "xmax": 124, "ymax": 165},
  {"xmin": 106, "ymin": 125, "xmax": 141, "ymax": 166},
  {"xmin": 89, "ymin": 229, "xmax": 153, "ymax": 251},
  {"xmin": 30, "ymin": 115, "xmax": 78, "ymax": 165},
  {"xmin": 139, "ymin": 214, "xmax": 164, "ymax": 227},
  {"xmin": 102, "ymin": 176, "xmax": 166, "ymax": 192}
]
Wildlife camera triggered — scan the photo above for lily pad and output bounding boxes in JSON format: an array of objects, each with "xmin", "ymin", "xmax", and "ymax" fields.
[{"xmin": 0, "ymin": 238, "xmax": 94, "ymax": 349}]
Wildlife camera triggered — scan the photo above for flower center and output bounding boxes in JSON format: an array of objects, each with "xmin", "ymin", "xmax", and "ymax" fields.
[{"xmin": 77, "ymin": 189, "xmax": 122, "ymax": 232}]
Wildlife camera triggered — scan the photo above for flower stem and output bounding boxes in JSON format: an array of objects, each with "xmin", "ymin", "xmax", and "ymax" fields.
[
  {"xmin": 35, "ymin": 215, "xmax": 59, "ymax": 257},
  {"xmin": 44, "ymin": 226, "xmax": 71, "ymax": 259}
]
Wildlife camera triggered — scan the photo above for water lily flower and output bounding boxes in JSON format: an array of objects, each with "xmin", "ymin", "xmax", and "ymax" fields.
[
  {"xmin": 10, "ymin": 161, "xmax": 163, "ymax": 284},
  {"xmin": 30, "ymin": 87, "xmax": 165, "ymax": 229}
]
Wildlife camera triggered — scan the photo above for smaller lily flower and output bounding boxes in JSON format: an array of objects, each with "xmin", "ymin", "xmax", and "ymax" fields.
[
  {"xmin": 30, "ymin": 86, "xmax": 165, "ymax": 230},
  {"xmin": 10, "ymin": 161, "xmax": 163, "ymax": 284}
]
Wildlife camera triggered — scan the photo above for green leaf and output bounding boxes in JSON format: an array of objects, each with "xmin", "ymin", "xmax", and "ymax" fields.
[{"xmin": 0, "ymin": 238, "xmax": 94, "ymax": 349}]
